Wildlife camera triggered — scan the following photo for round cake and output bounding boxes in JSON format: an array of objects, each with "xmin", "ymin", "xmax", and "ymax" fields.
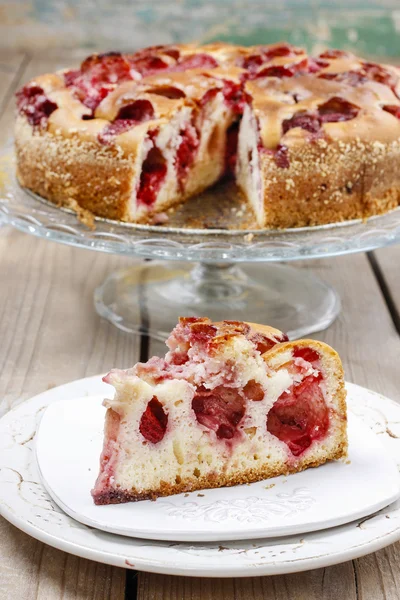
[{"xmin": 15, "ymin": 42, "xmax": 400, "ymax": 228}]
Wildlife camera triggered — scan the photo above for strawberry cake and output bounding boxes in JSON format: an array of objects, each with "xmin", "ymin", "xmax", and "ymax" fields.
[
  {"xmin": 15, "ymin": 43, "xmax": 400, "ymax": 228},
  {"xmin": 92, "ymin": 318, "xmax": 347, "ymax": 504}
]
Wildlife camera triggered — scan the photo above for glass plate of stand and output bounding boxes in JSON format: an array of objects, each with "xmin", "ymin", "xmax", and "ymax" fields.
[{"xmin": 1, "ymin": 148, "xmax": 399, "ymax": 340}]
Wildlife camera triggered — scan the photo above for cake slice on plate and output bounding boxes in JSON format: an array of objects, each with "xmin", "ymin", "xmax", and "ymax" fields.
[{"xmin": 92, "ymin": 318, "xmax": 347, "ymax": 504}]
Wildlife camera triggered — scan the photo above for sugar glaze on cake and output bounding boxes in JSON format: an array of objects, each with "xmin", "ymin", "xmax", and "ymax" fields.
[{"xmin": 92, "ymin": 318, "xmax": 347, "ymax": 504}]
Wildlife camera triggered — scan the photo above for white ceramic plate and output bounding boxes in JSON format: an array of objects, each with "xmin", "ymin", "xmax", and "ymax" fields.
[
  {"xmin": 2, "ymin": 376, "xmax": 400, "ymax": 577},
  {"xmin": 35, "ymin": 394, "xmax": 400, "ymax": 542}
]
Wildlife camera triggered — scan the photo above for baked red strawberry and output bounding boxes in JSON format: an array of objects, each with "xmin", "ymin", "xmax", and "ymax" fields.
[
  {"xmin": 139, "ymin": 397, "xmax": 168, "ymax": 443},
  {"xmin": 16, "ymin": 85, "xmax": 57, "ymax": 127},
  {"xmin": 267, "ymin": 375, "xmax": 329, "ymax": 456}
]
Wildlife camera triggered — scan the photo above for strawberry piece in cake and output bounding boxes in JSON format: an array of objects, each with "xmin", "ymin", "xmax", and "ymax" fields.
[
  {"xmin": 16, "ymin": 85, "xmax": 58, "ymax": 127},
  {"xmin": 92, "ymin": 318, "xmax": 347, "ymax": 504}
]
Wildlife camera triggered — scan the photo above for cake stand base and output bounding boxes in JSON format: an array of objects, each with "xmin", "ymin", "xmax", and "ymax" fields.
[{"xmin": 94, "ymin": 261, "xmax": 340, "ymax": 341}]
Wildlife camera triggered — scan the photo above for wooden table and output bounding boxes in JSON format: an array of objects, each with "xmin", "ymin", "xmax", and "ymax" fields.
[{"xmin": 0, "ymin": 49, "xmax": 400, "ymax": 600}]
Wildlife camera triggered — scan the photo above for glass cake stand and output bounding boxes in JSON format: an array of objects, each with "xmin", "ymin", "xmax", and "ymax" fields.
[{"xmin": 1, "ymin": 150, "xmax": 400, "ymax": 340}]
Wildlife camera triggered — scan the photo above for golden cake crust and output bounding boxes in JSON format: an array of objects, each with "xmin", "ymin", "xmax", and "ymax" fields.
[{"xmin": 15, "ymin": 43, "xmax": 400, "ymax": 226}]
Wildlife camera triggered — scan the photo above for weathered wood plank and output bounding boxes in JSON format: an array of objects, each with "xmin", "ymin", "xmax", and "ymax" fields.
[
  {"xmin": 137, "ymin": 551, "xmax": 400, "ymax": 600},
  {"xmin": 137, "ymin": 563, "xmax": 358, "ymax": 600},
  {"xmin": 0, "ymin": 519, "xmax": 125, "ymax": 600},
  {"xmin": 372, "ymin": 246, "xmax": 400, "ymax": 331},
  {"xmin": 0, "ymin": 50, "xmax": 27, "ymax": 111},
  {"xmin": 303, "ymin": 252, "xmax": 400, "ymax": 402}
]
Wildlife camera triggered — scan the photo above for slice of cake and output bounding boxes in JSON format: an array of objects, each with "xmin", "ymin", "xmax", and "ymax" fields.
[{"xmin": 92, "ymin": 318, "xmax": 347, "ymax": 504}]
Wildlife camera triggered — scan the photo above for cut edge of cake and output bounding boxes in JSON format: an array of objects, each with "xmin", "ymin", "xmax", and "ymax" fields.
[{"xmin": 91, "ymin": 318, "xmax": 347, "ymax": 505}]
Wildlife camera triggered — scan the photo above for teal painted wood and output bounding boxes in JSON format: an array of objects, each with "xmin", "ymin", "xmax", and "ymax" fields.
[{"xmin": 0, "ymin": 1, "xmax": 399, "ymax": 56}]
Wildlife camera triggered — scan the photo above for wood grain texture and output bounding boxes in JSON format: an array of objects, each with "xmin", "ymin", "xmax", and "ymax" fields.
[
  {"xmin": 136, "ymin": 556, "xmax": 400, "ymax": 600},
  {"xmin": 303, "ymin": 252, "xmax": 400, "ymax": 403},
  {"xmin": 137, "ymin": 564, "xmax": 358, "ymax": 600},
  {"xmin": 0, "ymin": 50, "xmax": 28, "ymax": 111},
  {"xmin": 373, "ymin": 247, "xmax": 400, "ymax": 326},
  {"xmin": 356, "ymin": 544, "xmax": 400, "ymax": 599},
  {"xmin": 1, "ymin": 47, "xmax": 400, "ymax": 600},
  {"xmin": 0, "ymin": 519, "xmax": 125, "ymax": 600}
]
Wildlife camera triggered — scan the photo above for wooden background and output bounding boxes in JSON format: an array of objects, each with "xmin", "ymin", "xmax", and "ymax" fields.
[
  {"xmin": 0, "ymin": 48, "xmax": 399, "ymax": 599},
  {"xmin": 1, "ymin": 1, "xmax": 400, "ymax": 57}
]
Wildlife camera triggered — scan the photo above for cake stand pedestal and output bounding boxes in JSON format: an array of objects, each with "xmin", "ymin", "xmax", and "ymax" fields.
[
  {"xmin": 1, "ymin": 153, "xmax": 399, "ymax": 340},
  {"xmin": 94, "ymin": 261, "xmax": 339, "ymax": 340}
]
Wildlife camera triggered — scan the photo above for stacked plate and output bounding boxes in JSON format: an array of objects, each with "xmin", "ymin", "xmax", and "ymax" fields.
[{"xmin": 1, "ymin": 376, "xmax": 400, "ymax": 577}]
